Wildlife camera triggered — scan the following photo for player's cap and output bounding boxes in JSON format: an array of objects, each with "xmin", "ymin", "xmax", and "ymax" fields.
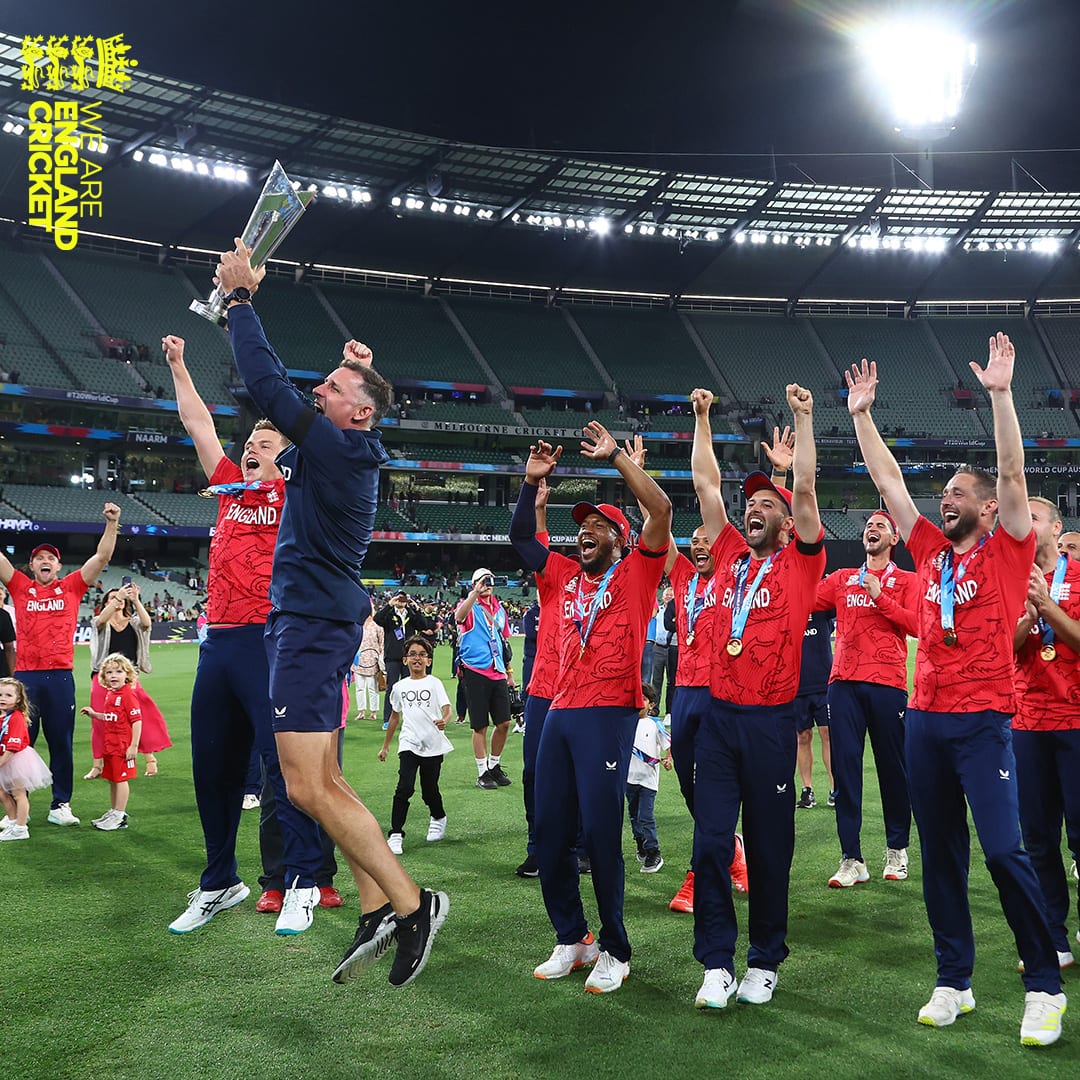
[
  {"xmin": 30, "ymin": 543, "xmax": 61, "ymax": 560},
  {"xmin": 471, "ymin": 567, "xmax": 495, "ymax": 585},
  {"xmin": 865, "ymin": 510, "xmax": 899, "ymax": 537},
  {"xmin": 572, "ymin": 502, "xmax": 631, "ymax": 545},
  {"xmin": 743, "ymin": 472, "xmax": 792, "ymax": 514}
]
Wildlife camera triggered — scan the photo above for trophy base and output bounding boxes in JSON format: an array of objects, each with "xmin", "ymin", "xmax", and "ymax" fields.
[{"xmin": 189, "ymin": 298, "xmax": 227, "ymax": 327}]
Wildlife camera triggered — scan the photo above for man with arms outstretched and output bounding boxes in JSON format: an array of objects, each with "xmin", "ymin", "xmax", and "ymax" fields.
[{"xmin": 845, "ymin": 335, "xmax": 1065, "ymax": 1047}]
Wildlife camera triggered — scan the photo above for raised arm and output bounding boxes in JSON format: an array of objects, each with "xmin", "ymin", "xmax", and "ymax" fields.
[
  {"xmin": 0, "ymin": 552, "xmax": 15, "ymax": 586},
  {"xmin": 80, "ymin": 503, "xmax": 121, "ymax": 585},
  {"xmin": 970, "ymin": 333, "xmax": 1029, "ymax": 541},
  {"xmin": 581, "ymin": 422, "xmax": 671, "ymax": 552},
  {"xmin": 846, "ymin": 360, "xmax": 918, "ymax": 538},
  {"xmin": 162, "ymin": 335, "xmax": 225, "ymax": 480},
  {"xmin": 786, "ymin": 385, "xmax": 822, "ymax": 541},
  {"xmin": 510, "ymin": 440, "xmax": 562, "ymax": 574},
  {"xmin": 763, "ymin": 424, "xmax": 794, "ymax": 487},
  {"xmin": 690, "ymin": 388, "xmax": 729, "ymax": 543}
]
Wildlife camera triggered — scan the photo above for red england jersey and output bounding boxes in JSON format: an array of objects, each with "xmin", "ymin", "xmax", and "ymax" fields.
[
  {"xmin": 815, "ymin": 564, "xmax": 918, "ymax": 692},
  {"xmin": 708, "ymin": 523, "xmax": 827, "ymax": 707},
  {"xmin": 0, "ymin": 709, "xmax": 29, "ymax": 753},
  {"xmin": 99, "ymin": 685, "xmax": 142, "ymax": 755},
  {"xmin": 1013, "ymin": 556, "xmax": 1080, "ymax": 731},
  {"xmin": 528, "ymin": 532, "xmax": 561, "ymax": 700},
  {"xmin": 668, "ymin": 552, "xmax": 716, "ymax": 688},
  {"xmin": 906, "ymin": 516, "xmax": 1034, "ymax": 715},
  {"xmin": 8, "ymin": 570, "xmax": 88, "ymax": 671},
  {"xmin": 537, "ymin": 543, "xmax": 667, "ymax": 711},
  {"xmin": 207, "ymin": 457, "xmax": 284, "ymax": 625}
]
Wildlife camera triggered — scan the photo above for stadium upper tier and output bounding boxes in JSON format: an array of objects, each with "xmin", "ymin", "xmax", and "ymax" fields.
[{"xmin": 0, "ymin": 242, "xmax": 1077, "ymax": 437}]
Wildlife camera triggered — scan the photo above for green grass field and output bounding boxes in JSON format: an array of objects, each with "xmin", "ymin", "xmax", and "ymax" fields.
[{"xmin": 6, "ymin": 642, "xmax": 1075, "ymax": 1079}]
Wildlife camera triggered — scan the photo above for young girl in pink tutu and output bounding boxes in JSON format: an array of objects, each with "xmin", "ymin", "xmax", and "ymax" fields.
[
  {"xmin": 0, "ymin": 678, "xmax": 53, "ymax": 841},
  {"xmin": 85, "ymin": 583, "xmax": 171, "ymax": 777}
]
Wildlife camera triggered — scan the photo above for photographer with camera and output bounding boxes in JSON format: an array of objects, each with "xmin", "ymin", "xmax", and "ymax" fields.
[
  {"xmin": 374, "ymin": 590, "xmax": 432, "ymax": 729},
  {"xmin": 456, "ymin": 568, "xmax": 516, "ymax": 790}
]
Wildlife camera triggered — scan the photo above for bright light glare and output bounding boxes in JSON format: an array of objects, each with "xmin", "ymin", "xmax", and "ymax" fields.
[
  {"xmin": 860, "ymin": 22, "xmax": 977, "ymax": 132},
  {"xmin": 589, "ymin": 217, "xmax": 611, "ymax": 236}
]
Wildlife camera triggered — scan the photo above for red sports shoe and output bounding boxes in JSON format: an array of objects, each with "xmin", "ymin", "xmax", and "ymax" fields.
[
  {"xmin": 319, "ymin": 886, "xmax": 344, "ymax": 909},
  {"xmin": 669, "ymin": 870, "xmax": 694, "ymax": 913},
  {"xmin": 255, "ymin": 889, "xmax": 284, "ymax": 913},
  {"xmin": 730, "ymin": 833, "xmax": 749, "ymax": 894}
]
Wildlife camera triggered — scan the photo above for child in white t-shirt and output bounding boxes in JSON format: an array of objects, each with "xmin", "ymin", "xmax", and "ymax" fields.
[
  {"xmin": 627, "ymin": 682, "xmax": 672, "ymax": 873},
  {"xmin": 379, "ymin": 636, "xmax": 453, "ymax": 853}
]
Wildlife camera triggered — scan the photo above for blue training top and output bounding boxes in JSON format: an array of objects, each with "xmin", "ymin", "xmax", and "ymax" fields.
[{"xmin": 228, "ymin": 304, "xmax": 388, "ymax": 624}]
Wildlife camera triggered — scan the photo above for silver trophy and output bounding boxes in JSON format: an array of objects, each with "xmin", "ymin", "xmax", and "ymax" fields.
[{"xmin": 189, "ymin": 160, "xmax": 315, "ymax": 325}]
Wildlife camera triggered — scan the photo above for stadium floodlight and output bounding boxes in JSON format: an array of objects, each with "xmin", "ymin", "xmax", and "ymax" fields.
[
  {"xmin": 858, "ymin": 19, "xmax": 976, "ymax": 187},
  {"xmin": 589, "ymin": 217, "xmax": 611, "ymax": 236}
]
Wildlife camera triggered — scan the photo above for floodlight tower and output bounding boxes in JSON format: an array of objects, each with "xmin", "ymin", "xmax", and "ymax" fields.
[{"xmin": 861, "ymin": 23, "xmax": 977, "ymax": 188}]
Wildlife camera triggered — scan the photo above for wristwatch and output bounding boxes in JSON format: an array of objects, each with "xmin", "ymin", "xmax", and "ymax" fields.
[{"xmin": 222, "ymin": 286, "xmax": 253, "ymax": 306}]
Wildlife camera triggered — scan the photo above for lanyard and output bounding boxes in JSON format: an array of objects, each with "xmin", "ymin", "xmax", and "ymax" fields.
[
  {"xmin": 1038, "ymin": 554, "xmax": 1070, "ymax": 646},
  {"xmin": 573, "ymin": 561, "xmax": 620, "ymax": 656},
  {"xmin": 940, "ymin": 534, "xmax": 988, "ymax": 638},
  {"xmin": 473, "ymin": 601, "xmax": 503, "ymax": 664},
  {"xmin": 684, "ymin": 573, "xmax": 716, "ymax": 643},
  {"xmin": 859, "ymin": 560, "xmax": 895, "ymax": 588},
  {"xmin": 729, "ymin": 555, "xmax": 773, "ymax": 642}
]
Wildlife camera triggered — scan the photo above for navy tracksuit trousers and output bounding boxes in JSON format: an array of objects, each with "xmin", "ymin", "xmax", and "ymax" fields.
[
  {"xmin": 534, "ymin": 705, "xmax": 637, "ymax": 962},
  {"xmin": 693, "ymin": 697, "xmax": 797, "ymax": 973},
  {"xmin": 670, "ymin": 684, "xmax": 711, "ymax": 818},
  {"xmin": 905, "ymin": 708, "xmax": 1059, "ymax": 993},
  {"xmin": 521, "ymin": 693, "xmax": 553, "ymax": 859},
  {"xmin": 191, "ymin": 625, "xmax": 323, "ymax": 891},
  {"xmin": 826, "ymin": 680, "xmax": 911, "ymax": 860},
  {"xmin": 21, "ymin": 668, "xmax": 75, "ymax": 809}
]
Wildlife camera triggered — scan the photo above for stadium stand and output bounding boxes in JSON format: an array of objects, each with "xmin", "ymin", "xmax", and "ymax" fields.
[
  {"xmin": 387, "ymin": 443, "xmax": 520, "ymax": 466},
  {"xmin": 248, "ymin": 277, "xmax": 346, "ymax": 374},
  {"xmin": 2, "ymin": 484, "xmax": 170, "ymax": 525},
  {"xmin": 319, "ymin": 285, "xmax": 488, "ymax": 384},
  {"xmin": 131, "ymin": 492, "xmax": 219, "ymax": 528},
  {"xmin": 1038, "ymin": 316, "xmax": 1080, "ymax": 388},
  {"xmin": 447, "ymin": 297, "xmax": 602, "ymax": 390},
  {"xmin": 400, "ymin": 401, "xmax": 518, "ymax": 425},
  {"xmin": 820, "ymin": 509, "xmax": 867, "ymax": 541}
]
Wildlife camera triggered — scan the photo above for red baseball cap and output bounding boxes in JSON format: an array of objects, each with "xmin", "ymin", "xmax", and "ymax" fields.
[
  {"xmin": 743, "ymin": 472, "xmax": 793, "ymax": 514},
  {"xmin": 572, "ymin": 502, "xmax": 631, "ymax": 545},
  {"xmin": 30, "ymin": 543, "xmax": 61, "ymax": 560}
]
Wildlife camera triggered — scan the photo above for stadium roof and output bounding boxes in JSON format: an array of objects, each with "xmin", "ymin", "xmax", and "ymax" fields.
[{"xmin": 2, "ymin": 27, "xmax": 1080, "ymax": 305}]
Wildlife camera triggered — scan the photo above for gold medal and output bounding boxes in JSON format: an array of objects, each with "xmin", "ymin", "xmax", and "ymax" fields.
[
  {"xmin": 943, "ymin": 629, "xmax": 958, "ymax": 647},
  {"xmin": 1040, "ymin": 644, "xmax": 1057, "ymax": 662},
  {"xmin": 686, "ymin": 632, "xmax": 695, "ymax": 647},
  {"xmin": 726, "ymin": 638, "xmax": 743, "ymax": 657}
]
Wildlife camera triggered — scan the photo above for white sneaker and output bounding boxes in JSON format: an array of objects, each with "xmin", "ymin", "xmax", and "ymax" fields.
[
  {"xmin": 918, "ymin": 986, "xmax": 976, "ymax": 1027},
  {"xmin": 0, "ymin": 824, "xmax": 29, "ymax": 841},
  {"xmin": 168, "ymin": 883, "xmax": 250, "ymax": 934},
  {"xmin": 883, "ymin": 848, "xmax": 908, "ymax": 881},
  {"xmin": 533, "ymin": 933, "xmax": 600, "ymax": 979},
  {"xmin": 241, "ymin": 793, "xmax": 260, "ymax": 811},
  {"xmin": 93, "ymin": 809, "xmax": 128, "ymax": 831},
  {"xmin": 275, "ymin": 881, "xmax": 319, "ymax": 936},
  {"xmin": 47, "ymin": 803, "xmax": 80, "ymax": 826},
  {"xmin": 695, "ymin": 967, "xmax": 737, "ymax": 1009},
  {"xmin": 584, "ymin": 950, "xmax": 629, "ymax": 994},
  {"xmin": 1018, "ymin": 950, "xmax": 1076, "ymax": 972},
  {"xmin": 1020, "ymin": 991, "xmax": 1067, "ymax": 1047},
  {"xmin": 828, "ymin": 858, "xmax": 870, "ymax": 888},
  {"xmin": 0, "ymin": 815, "xmax": 13, "ymax": 829},
  {"xmin": 426, "ymin": 817, "xmax": 446, "ymax": 842},
  {"xmin": 387, "ymin": 832, "xmax": 404, "ymax": 855},
  {"xmin": 737, "ymin": 967, "xmax": 778, "ymax": 1004}
]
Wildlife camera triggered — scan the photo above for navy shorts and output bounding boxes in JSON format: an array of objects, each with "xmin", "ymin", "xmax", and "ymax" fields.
[
  {"xmin": 794, "ymin": 690, "xmax": 828, "ymax": 732},
  {"xmin": 265, "ymin": 610, "xmax": 362, "ymax": 734}
]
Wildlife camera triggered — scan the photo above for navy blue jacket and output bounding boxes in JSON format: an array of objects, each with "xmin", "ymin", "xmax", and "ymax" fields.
[{"xmin": 228, "ymin": 304, "xmax": 388, "ymax": 623}]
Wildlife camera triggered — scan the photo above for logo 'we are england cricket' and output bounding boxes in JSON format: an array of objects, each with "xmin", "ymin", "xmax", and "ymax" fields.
[{"xmin": 20, "ymin": 34, "xmax": 138, "ymax": 250}]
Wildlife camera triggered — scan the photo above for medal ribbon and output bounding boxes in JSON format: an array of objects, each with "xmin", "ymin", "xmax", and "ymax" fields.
[
  {"xmin": 684, "ymin": 573, "xmax": 715, "ymax": 640},
  {"xmin": 940, "ymin": 535, "xmax": 987, "ymax": 635},
  {"xmin": 573, "ymin": 560, "xmax": 621, "ymax": 655},
  {"xmin": 199, "ymin": 481, "xmax": 280, "ymax": 498},
  {"xmin": 858, "ymin": 559, "xmax": 895, "ymax": 589},
  {"xmin": 728, "ymin": 554, "xmax": 774, "ymax": 643},
  {"xmin": 1037, "ymin": 554, "xmax": 1069, "ymax": 647}
]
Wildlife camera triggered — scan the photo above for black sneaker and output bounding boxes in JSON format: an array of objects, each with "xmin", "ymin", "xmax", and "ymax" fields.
[
  {"xmin": 515, "ymin": 856, "xmax": 540, "ymax": 878},
  {"xmin": 332, "ymin": 902, "xmax": 397, "ymax": 984},
  {"xmin": 488, "ymin": 764, "xmax": 512, "ymax": 787},
  {"xmin": 797, "ymin": 787, "xmax": 816, "ymax": 809},
  {"xmin": 388, "ymin": 889, "xmax": 450, "ymax": 988},
  {"xmin": 641, "ymin": 849, "xmax": 664, "ymax": 873},
  {"xmin": 827, "ymin": 789, "xmax": 838, "ymax": 808},
  {"xmin": 635, "ymin": 836, "xmax": 647, "ymax": 863},
  {"xmin": 475, "ymin": 771, "xmax": 498, "ymax": 790},
  {"xmin": 577, "ymin": 854, "xmax": 592, "ymax": 875}
]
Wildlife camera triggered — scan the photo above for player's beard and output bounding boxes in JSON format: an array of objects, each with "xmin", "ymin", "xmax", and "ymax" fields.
[
  {"xmin": 579, "ymin": 534, "xmax": 616, "ymax": 575},
  {"xmin": 745, "ymin": 513, "xmax": 783, "ymax": 554},
  {"xmin": 941, "ymin": 505, "xmax": 980, "ymax": 544}
]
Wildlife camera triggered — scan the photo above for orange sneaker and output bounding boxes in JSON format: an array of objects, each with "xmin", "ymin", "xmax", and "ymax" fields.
[
  {"xmin": 255, "ymin": 889, "xmax": 284, "ymax": 913},
  {"xmin": 730, "ymin": 833, "xmax": 749, "ymax": 894},
  {"xmin": 669, "ymin": 870, "xmax": 694, "ymax": 913}
]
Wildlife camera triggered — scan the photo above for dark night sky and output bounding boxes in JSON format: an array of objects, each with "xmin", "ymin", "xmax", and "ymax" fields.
[{"xmin": 6, "ymin": 1, "xmax": 1080, "ymax": 188}]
